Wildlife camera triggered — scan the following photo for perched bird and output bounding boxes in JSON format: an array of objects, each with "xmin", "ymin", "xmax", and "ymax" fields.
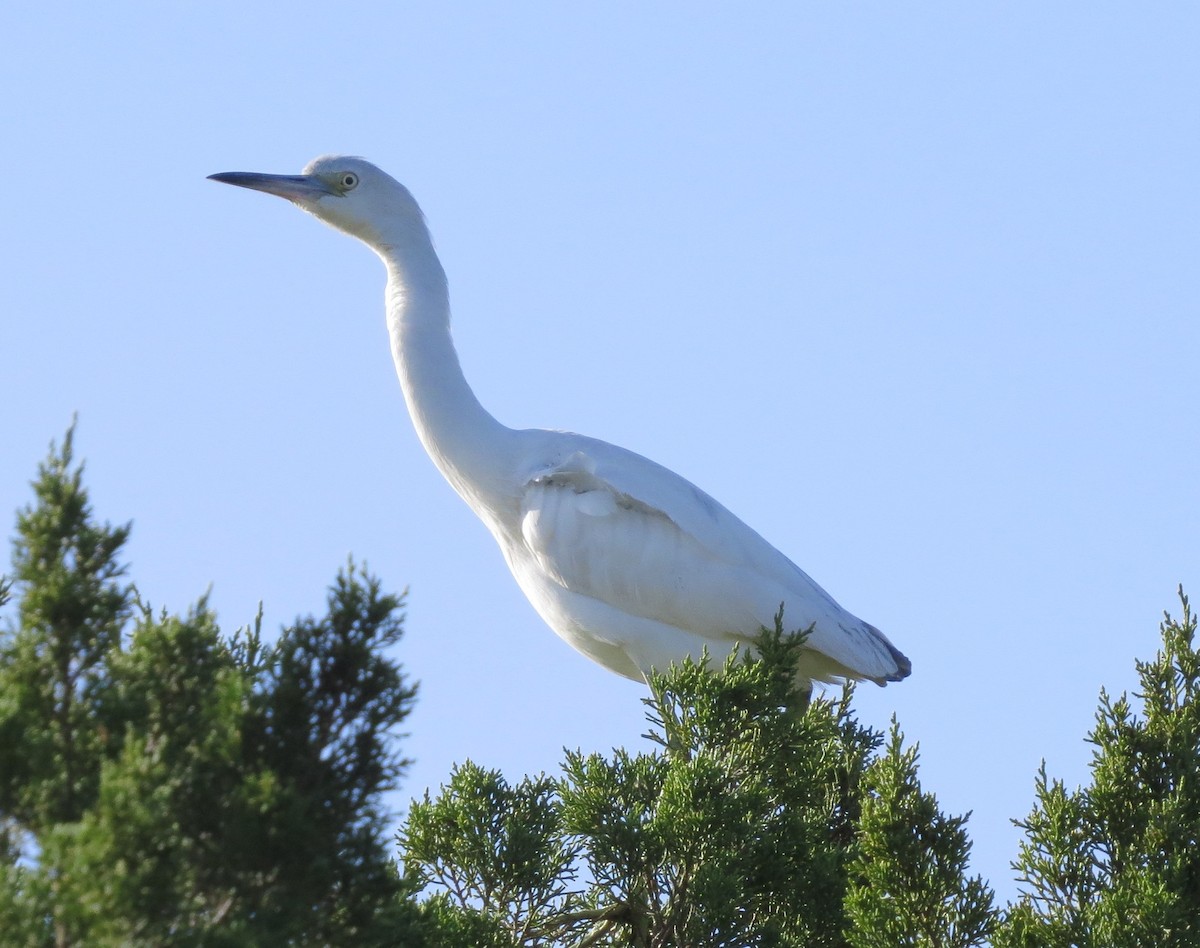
[{"xmin": 209, "ymin": 157, "xmax": 910, "ymax": 690}]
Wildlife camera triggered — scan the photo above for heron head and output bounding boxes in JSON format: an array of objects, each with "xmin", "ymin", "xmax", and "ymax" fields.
[{"xmin": 208, "ymin": 155, "xmax": 425, "ymax": 250}]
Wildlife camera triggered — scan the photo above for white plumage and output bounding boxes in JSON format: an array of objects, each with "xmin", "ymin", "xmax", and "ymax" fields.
[{"xmin": 209, "ymin": 156, "xmax": 911, "ymax": 690}]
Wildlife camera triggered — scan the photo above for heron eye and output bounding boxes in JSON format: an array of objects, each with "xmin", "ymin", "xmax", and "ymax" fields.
[{"xmin": 340, "ymin": 172, "xmax": 359, "ymax": 191}]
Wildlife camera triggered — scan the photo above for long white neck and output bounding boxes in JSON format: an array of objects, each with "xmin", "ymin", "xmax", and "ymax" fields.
[{"xmin": 375, "ymin": 223, "xmax": 519, "ymax": 522}]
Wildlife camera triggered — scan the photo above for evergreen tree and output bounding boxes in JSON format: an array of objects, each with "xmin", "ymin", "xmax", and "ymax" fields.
[
  {"xmin": 845, "ymin": 722, "xmax": 996, "ymax": 947},
  {"xmin": 402, "ymin": 626, "xmax": 993, "ymax": 947},
  {"xmin": 0, "ymin": 426, "xmax": 132, "ymax": 833},
  {"xmin": 7, "ymin": 425, "xmax": 1200, "ymax": 946},
  {"xmin": 0, "ymin": 430, "xmax": 418, "ymax": 946},
  {"xmin": 997, "ymin": 590, "xmax": 1200, "ymax": 948}
]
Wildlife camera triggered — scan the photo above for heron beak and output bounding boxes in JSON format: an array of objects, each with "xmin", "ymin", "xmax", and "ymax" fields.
[{"xmin": 207, "ymin": 171, "xmax": 337, "ymax": 203}]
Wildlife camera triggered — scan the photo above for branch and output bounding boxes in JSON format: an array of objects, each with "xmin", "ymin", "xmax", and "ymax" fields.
[{"xmin": 528, "ymin": 902, "xmax": 632, "ymax": 945}]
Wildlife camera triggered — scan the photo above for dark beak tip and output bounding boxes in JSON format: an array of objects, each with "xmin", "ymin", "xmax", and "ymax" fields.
[{"xmin": 208, "ymin": 171, "xmax": 251, "ymax": 185}]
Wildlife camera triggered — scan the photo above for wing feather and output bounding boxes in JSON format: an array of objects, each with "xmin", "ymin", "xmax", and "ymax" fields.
[{"xmin": 515, "ymin": 437, "xmax": 907, "ymax": 682}]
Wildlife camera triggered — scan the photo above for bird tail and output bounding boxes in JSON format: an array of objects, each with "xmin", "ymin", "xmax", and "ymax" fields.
[{"xmin": 864, "ymin": 621, "xmax": 912, "ymax": 684}]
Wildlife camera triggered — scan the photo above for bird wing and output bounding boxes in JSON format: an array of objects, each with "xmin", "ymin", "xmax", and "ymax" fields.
[{"xmin": 516, "ymin": 435, "xmax": 904, "ymax": 681}]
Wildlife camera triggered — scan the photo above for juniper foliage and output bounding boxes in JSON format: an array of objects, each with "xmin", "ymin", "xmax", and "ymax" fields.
[
  {"xmin": 5, "ymin": 427, "xmax": 1198, "ymax": 947},
  {"xmin": 402, "ymin": 626, "xmax": 993, "ymax": 947},
  {"xmin": 0, "ymin": 429, "xmax": 418, "ymax": 946},
  {"xmin": 998, "ymin": 591, "xmax": 1200, "ymax": 947}
]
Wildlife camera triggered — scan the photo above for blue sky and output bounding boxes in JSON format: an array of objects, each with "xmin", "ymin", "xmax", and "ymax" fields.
[{"xmin": 3, "ymin": 3, "xmax": 1197, "ymax": 905}]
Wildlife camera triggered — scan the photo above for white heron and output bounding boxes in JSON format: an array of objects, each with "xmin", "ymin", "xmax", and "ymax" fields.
[{"xmin": 209, "ymin": 156, "xmax": 910, "ymax": 690}]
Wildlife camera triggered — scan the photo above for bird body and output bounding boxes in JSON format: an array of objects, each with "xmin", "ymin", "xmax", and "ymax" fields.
[{"xmin": 209, "ymin": 156, "xmax": 911, "ymax": 689}]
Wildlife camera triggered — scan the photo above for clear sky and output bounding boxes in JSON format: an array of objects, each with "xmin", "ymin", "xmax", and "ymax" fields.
[{"xmin": 3, "ymin": 3, "xmax": 1197, "ymax": 905}]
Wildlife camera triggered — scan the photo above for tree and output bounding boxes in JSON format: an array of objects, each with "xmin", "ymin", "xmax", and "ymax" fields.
[
  {"xmin": 7, "ymin": 425, "xmax": 1200, "ymax": 946},
  {"xmin": 0, "ymin": 426, "xmax": 132, "ymax": 833},
  {"xmin": 997, "ymin": 590, "xmax": 1200, "ymax": 948},
  {"xmin": 401, "ymin": 626, "xmax": 994, "ymax": 947},
  {"xmin": 846, "ymin": 722, "xmax": 996, "ymax": 947},
  {"xmin": 0, "ymin": 429, "xmax": 418, "ymax": 946},
  {"xmin": 402, "ymin": 594, "xmax": 1200, "ymax": 947}
]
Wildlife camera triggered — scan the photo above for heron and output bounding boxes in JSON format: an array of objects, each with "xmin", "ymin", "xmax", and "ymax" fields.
[{"xmin": 209, "ymin": 156, "xmax": 911, "ymax": 690}]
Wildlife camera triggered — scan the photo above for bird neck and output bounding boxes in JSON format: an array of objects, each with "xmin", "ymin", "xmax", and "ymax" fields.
[{"xmin": 381, "ymin": 244, "xmax": 518, "ymax": 519}]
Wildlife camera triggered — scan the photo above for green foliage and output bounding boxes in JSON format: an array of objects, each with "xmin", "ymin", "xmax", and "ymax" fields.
[
  {"xmin": 402, "ymin": 625, "xmax": 992, "ymax": 947},
  {"xmin": 403, "ymin": 763, "xmax": 578, "ymax": 947},
  {"xmin": 846, "ymin": 723, "xmax": 996, "ymax": 947},
  {"xmin": 398, "ymin": 590, "xmax": 1200, "ymax": 948},
  {"xmin": 242, "ymin": 565, "xmax": 419, "ymax": 942},
  {"xmin": 0, "ymin": 429, "xmax": 417, "ymax": 946},
  {"xmin": 997, "ymin": 590, "xmax": 1200, "ymax": 948},
  {"xmin": 0, "ymin": 426, "xmax": 132, "ymax": 830},
  {"xmin": 7, "ymin": 426, "xmax": 1200, "ymax": 946}
]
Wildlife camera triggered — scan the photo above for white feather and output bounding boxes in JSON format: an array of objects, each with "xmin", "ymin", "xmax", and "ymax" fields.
[{"xmin": 210, "ymin": 156, "xmax": 911, "ymax": 691}]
